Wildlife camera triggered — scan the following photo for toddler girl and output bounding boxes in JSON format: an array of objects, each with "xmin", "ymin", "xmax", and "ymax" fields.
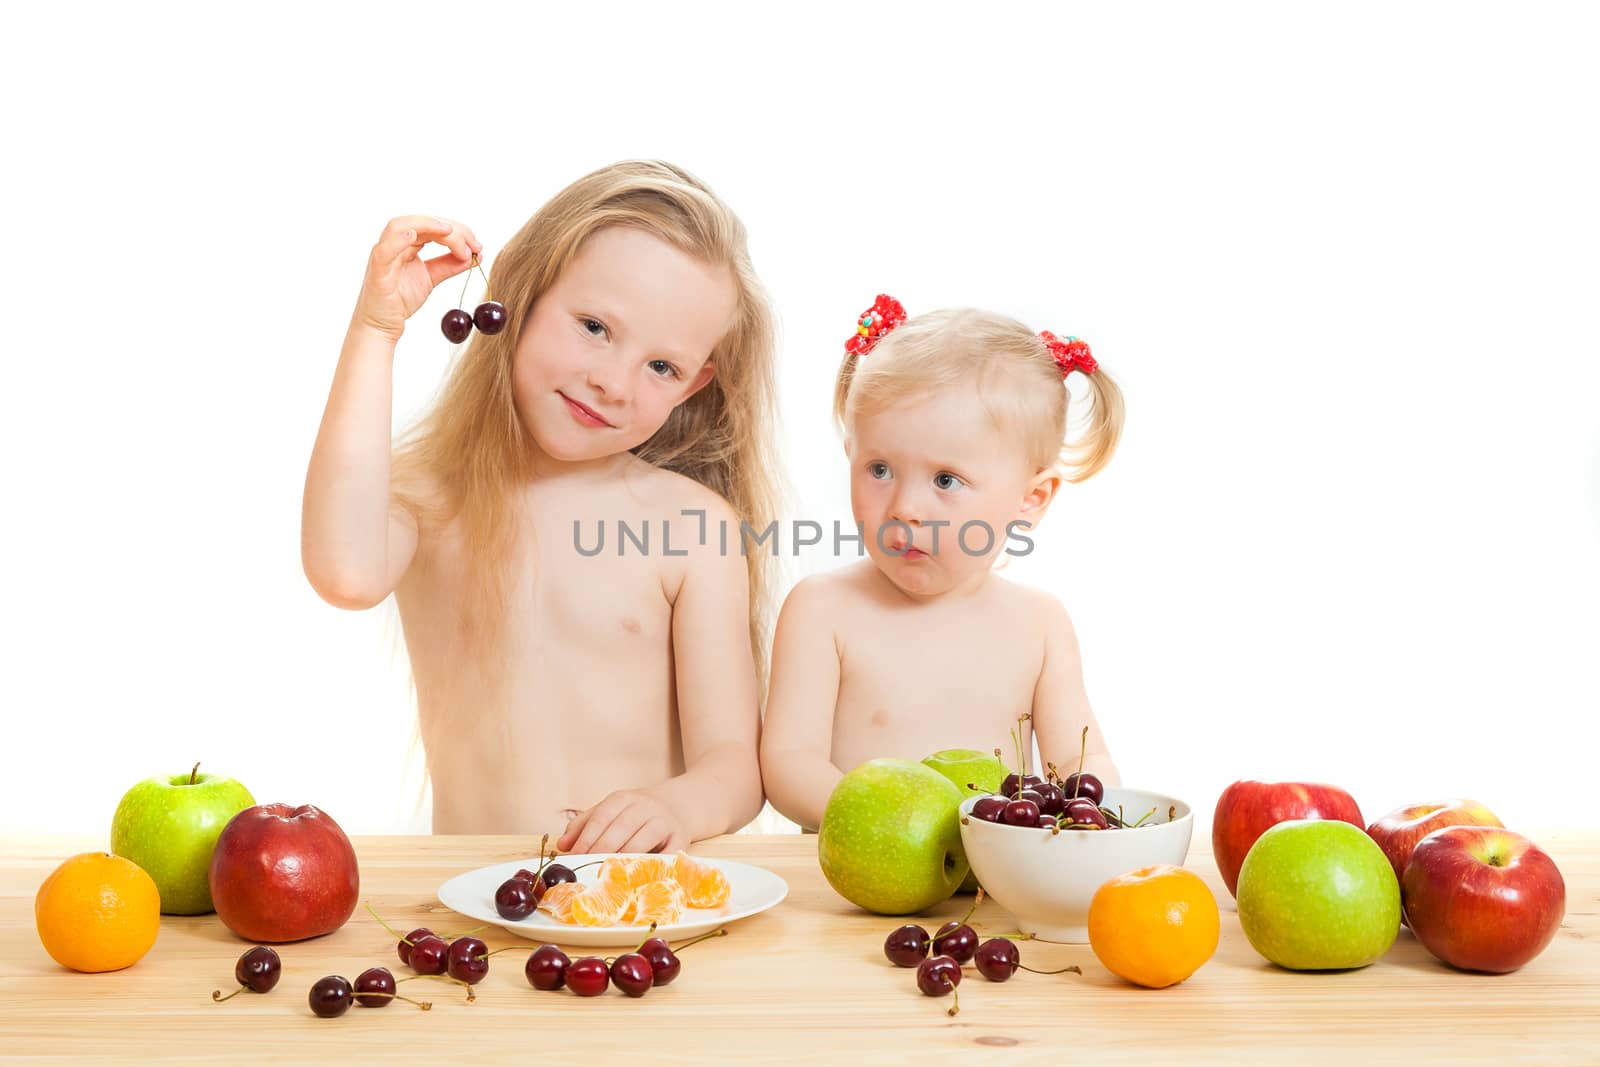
[
  {"xmin": 302, "ymin": 161, "xmax": 782, "ymax": 851},
  {"xmin": 761, "ymin": 296, "xmax": 1123, "ymax": 830}
]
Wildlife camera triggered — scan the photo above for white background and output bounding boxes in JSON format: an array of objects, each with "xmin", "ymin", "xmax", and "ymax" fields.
[{"xmin": 2, "ymin": 2, "xmax": 1595, "ymax": 840}]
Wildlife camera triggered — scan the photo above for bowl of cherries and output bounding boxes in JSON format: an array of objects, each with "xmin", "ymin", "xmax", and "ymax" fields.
[{"xmin": 957, "ymin": 729, "xmax": 1192, "ymax": 943}]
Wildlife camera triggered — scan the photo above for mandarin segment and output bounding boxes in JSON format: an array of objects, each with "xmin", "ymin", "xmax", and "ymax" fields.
[
  {"xmin": 673, "ymin": 851, "xmax": 732, "ymax": 908},
  {"xmin": 632, "ymin": 879, "xmax": 688, "ymax": 926}
]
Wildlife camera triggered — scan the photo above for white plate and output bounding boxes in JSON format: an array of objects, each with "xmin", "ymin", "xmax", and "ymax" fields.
[{"xmin": 436, "ymin": 853, "xmax": 789, "ymax": 947}]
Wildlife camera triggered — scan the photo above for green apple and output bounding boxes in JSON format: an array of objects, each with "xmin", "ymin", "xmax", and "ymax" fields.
[
  {"xmin": 1236, "ymin": 818, "xmax": 1401, "ymax": 970},
  {"xmin": 922, "ymin": 748, "xmax": 1007, "ymax": 893},
  {"xmin": 110, "ymin": 762, "xmax": 256, "ymax": 915},
  {"xmin": 818, "ymin": 758, "xmax": 969, "ymax": 915}
]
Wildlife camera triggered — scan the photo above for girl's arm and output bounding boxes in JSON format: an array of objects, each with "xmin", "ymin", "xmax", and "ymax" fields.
[
  {"xmin": 302, "ymin": 217, "xmax": 479, "ymax": 609},
  {"xmin": 559, "ymin": 499, "xmax": 765, "ymax": 853},
  {"xmin": 1030, "ymin": 595, "xmax": 1121, "ymax": 787},
  {"xmin": 758, "ymin": 577, "xmax": 846, "ymax": 832}
]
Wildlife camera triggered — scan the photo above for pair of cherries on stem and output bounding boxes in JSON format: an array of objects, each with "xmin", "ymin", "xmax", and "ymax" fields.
[
  {"xmin": 440, "ymin": 254, "xmax": 507, "ymax": 343},
  {"xmin": 308, "ymin": 966, "xmax": 476, "ymax": 1018},
  {"xmin": 368, "ymin": 902, "xmax": 514, "ymax": 984},
  {"xmin": 495, "ymin": 834, "xmax": 581, "ymax": 921},
  {"xmin": 525, "ymin": 924, "xmax": 728, "ymax": 998},
  {"xmin": 883, "ymin": 892, "xmax": 1079, "ymax": 1016}
]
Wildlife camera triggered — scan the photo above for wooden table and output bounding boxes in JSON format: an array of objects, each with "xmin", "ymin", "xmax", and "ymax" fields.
[{"xmin": 2, "ymin": 833, "xmax": 1596, "ymax": 1064}]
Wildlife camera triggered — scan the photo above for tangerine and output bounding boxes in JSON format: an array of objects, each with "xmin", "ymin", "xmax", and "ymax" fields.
[
  {"xmin": 673, "ymin": 852, "xmax": 731, "ymax": 908},
  {"xmin": 625, "ymin": 855, "xmax": 676, "ymax": 889},
  {"xmin": 538, "ymin": 882, "xmax": 583, "ymax": 922},
  {"xmin": 569, "ymin": 873, "xmax": 632, "ymax": 926},
  {"xmin": 627, "ymin": 880, "xmax": 687, "ymax": 926},
  {"xmin": 1087, "ymin": 864, "xmax": 1219, "ymax": 989},
  {"xmin": 35, "ymin": 852, "xmax": 161, "ymax": 973}
]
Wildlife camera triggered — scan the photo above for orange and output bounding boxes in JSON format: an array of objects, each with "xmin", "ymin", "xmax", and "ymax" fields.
[
  {"xmin": 625, "ymin": 855, "xmax": 676, "ymax": 889},
  {"xmin": 538, "ymin": 882, "xmax": 583, "ymax": 922},
  {"xmin": 35, "ymin": 852, "xmax": 161, "ymax": 973},
  {"xmin": 569, "ymin": 872, "xmax": 633, "ymax": 926},
  {"xmin": 626, "ymin": 880, "xmax": 687, "ymax": 926},
  {"xmin": 1087, "ymin": 864, "xmax": 1219, "ymax": 988},
  {"xmin": 673, "ymin": 851, "xmax": 731, "ymax": 908}
]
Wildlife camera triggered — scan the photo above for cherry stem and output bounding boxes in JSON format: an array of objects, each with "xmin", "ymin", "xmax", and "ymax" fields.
[
  {"xmin": 945, "ymin": 981, "xmax": 960, "ymax": 1017},
  {"xmin": 474, "ymin": 258, "xmax": 491, "ymax": 288},
  {"xmin": 481, "ymin": 946, "xmax": 522, "ymax": 960},
  {"xmin": 1070, "ymin": 726, "xmax": 1089, "ymax": 800},
  {"xmin": 189, "ymin": 761, "xmax": 201, "ymax": 786},
  {"xmin": 397, "ymin": 974, "xmax": 476, "ymax": 1001},
  {"xmin": 1018, "ymin": 963, "xmax": 1083, "ymax": 976},
  {"xmin": 954, "ymin": 888, "xmax": 985, "ymax": 929},
  {"xmin": 672, "ymin": 927, "xmax": 728, "ymax": 952},
  {"xmin": 364, "ymin": 901, "xmax": 411, "ymax": 943},
  {"xmin": 632, "ymin": 922, "xmax": 659, "ymax": 955},
  {"xmin": 568, "ymin": 860, "xmax": 605, "ymax": 874},
  {"xmin": 457, "ymin": 261, "xmax": 472, "ymax": 308},
  {"xmin": 363, "ymin": 991, "xmax": 433, "ymax": 1011},
  {"xmin": 211, "ymin": 985, "xmax": 244, "ymax": 1003}
]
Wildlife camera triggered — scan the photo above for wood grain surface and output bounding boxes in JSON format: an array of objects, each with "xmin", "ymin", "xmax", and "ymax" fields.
[{"xmin": 2, "ymin": 832, "xmax": 1595, "ymax": 1065}]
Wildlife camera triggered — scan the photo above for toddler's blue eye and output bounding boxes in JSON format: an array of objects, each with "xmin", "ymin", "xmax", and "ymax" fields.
[
  {"xmin": 581, "ymin": 318, "xmax": 606, "ymax": 336},
  {"xmin": 868, "ymin": 462, "xmax": 891, "ymax": 480},
  {"xmin": 649, "ymin": 359, "xmax": 681, "ymax": 380},
  {"xmin": 934, "ymin": 472, "xmax": 964, "ymax": 491}
]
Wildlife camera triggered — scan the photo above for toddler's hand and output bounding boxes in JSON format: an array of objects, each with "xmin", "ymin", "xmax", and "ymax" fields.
[
  {"xmin": 352, "ymin": 215, "xmax": 483, "ymax": 342},
  {"xmin": 558, "ymin": 790, "xmax": 688, "ymax": 855}
]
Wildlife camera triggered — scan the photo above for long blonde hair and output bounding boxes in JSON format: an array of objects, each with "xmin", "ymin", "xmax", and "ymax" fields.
[
  {"xmin": 391, "ymin": 160, "xmax": 783, "ymax": 686},
  {"xmin": 834, "ymin": 306, "xmax": 1124, "ymax": 483}
]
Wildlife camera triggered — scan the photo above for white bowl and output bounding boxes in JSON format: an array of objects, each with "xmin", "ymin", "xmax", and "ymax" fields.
[{"xmin": 958, "ymin": 787, "xmax": 1194, "ymax": 943}]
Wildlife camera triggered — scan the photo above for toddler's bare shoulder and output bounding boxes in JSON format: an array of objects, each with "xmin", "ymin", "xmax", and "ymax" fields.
[{"xmin": 990, "ymin": 576, "xmax": 1074, "ymax": 631}]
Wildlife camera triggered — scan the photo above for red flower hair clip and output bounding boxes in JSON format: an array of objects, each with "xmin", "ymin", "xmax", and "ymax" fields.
[
  {"xmin": 845, "ymin": 294, "xmax": 907, "ymax": 357},
  {"xmin": 1039, "ymin": 330, "xmax": 1098, "ymax": 378}
]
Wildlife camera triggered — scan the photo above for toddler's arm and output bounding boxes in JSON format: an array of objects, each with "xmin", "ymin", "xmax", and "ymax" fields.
[
  {"xmin": 1031, "ymin": 596, "xmax": 1121, "ymax": 787},
  {"xmin": 758, "ymin": 578, "xmax": 846, "ymax": 831},
  {"xmin": 302, "ymin": 217, "xmax": 480, "ymax": 609},
  {"xmin": 559, "ymin": 500, "xmax": 765, "ymax": 852}
]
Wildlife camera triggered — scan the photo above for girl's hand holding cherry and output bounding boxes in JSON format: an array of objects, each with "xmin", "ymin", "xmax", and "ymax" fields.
[{"xmin": 353, "ymin": 215, "xmax": 483, "ymax": 343}]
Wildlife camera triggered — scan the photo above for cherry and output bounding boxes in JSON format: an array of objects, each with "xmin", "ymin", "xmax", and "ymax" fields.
[
  {"xmin": 974, "ymin": 938, "xmax": 1020, "ymax": 981},
  {"xmin": 1001, "ymin": 772, "xmax": 1046, "ymax": 798},
  {"xmin": 409, "ymin": 936, "xmax": 449, "ymax": 976},
  {"xmin": 473, "ymin": 301, "xmax": 508, "ymax": 334},
  {"xmin": 1002, "ymin": 798, "xmax": 1041, "ymax": 826},
  {"xmin": 639, "ymin": 938, "xmax": 680, "ymax": 985},
  {"xmin": 1061, "ymin": 772, "xmax": 1104, "ymax": 806},
  {"xmin": 971, "ymin": 795, "xmax": 1008, "ymax": 822},
  {"xmin": 1037, "ymin": 815, "xmax": 1059, "ymax": 829},
  {"xmin": 916, "ymin": 955, "xmax": 962, "ymax": 1015},
  {"xmin": 353, "ymin": 966, "xmax": 434, "ymax": 1010},
  {"xmin": 932, "ymin": 923, "xmax": 978, "ymax": 963},
  {"xmin": 610, "ymin": 953, "xmax": 654, "ymax": 997},
  {"xmin": 213, "ymin": 946, "xmax": 281, "ymax": 1002},
  {"xmin": 1034, "ymin": 781, "xmax": 1066, "ymax": 817},
  {"xmin": 883, "ymin": 924, "xmax": 931, "ymax": 967},
  {"xmin": 931, "ymin": 891, "xmax": 983, "ymax": 964},
  {"xmin": 398, "ymin": 928, "xmax": 434, "ymax": 966},
  {"xmin": 447, "ymin": 937, "xmax": 490, "ymax": 984},
  {"xmin": 541, "ymin": 863, "xmax": 577, "ymax": 887},
  {"xmin": 526, "ymin": 944, "xmax": 570, "ymax": 991},
  {"xmin": 308, "ymin": 975, "xmax": 354, "ymax": 1018},
  {"xmin": 440, "ymin": 308, "xmax": 473, "ymax": 344},
  {"xmin": 1063, "ymin": 797, "xmax": 1109, "ymax": 830},
  {"xmin": 566, "ymin": 956, "xmax": 610, "ymax": 997},
  {"xmin": 496, "ymin": 877, "xmax": 540, "ymax": 920}
]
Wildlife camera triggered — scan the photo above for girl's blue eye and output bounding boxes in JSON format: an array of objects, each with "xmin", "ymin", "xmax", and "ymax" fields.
[
  {"xmin": 868, "ymin": 462, "xmax": 891, "ymax": 480},
  {"xmin": 934, "ymin": 472, "xmax": 964, "ymax": 491},
  {"xmin": 581, "ymin": 318, "xmax": 606, "ymax": 337},
  {"xmin": 648, "ymin": 359, "xmax": 681, "ymax": 380}
]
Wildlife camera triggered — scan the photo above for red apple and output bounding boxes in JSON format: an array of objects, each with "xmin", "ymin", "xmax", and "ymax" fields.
[
  {"xmin": 1403, "ymin": 825, "xmax": 1565, "ymax": 973},
  {"xmin": 1367, "ymin": 799, "xmax": 1502, "ymax": 885},
  {"xmin": 208, "ymin": 804, "xmax": 360, "ymax": 942},
  {"xmin": 1212, "ymin": 780, "xmax": 1363, "ymax": 897}
]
